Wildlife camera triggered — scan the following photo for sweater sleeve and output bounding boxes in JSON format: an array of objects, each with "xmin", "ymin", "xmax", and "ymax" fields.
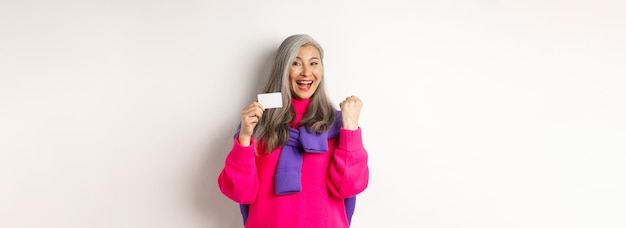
[
  {"xmin": 327, "ymin": 127, "xmax": 369, "ymax": 198},
  {"xmin": 217, "ymin": 137, "xmax": 259, "ymax": 204}
]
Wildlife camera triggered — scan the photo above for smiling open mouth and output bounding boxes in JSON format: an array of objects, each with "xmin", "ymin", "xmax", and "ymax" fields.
[
  {"xmin": 296, "ymin": 80, "xmax": 313, "ymax": 91},
  {"xmin": 296, "ymin": 80, "xmax": 313, "ymax": 86}
]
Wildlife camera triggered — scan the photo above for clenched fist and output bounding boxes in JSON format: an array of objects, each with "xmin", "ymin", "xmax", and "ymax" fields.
[
  {"xmin": 339, "ymin": 95, "xmax": 363, "ymax": 130},
  {"xmin": 238, "ymin": 102, "xmax": 264, "ymax": 146}
]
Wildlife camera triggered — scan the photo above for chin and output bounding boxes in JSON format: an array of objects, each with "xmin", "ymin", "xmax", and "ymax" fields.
[
  {"xmin": 295, "ymin": 94, "xmax": 312, "ymax": 99},
  {"xmin": 291, "ymin": 89, "xmax": 316, "ymax": 99}
]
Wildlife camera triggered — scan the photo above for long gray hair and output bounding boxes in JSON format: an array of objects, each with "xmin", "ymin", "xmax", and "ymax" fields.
[{"xmin": 254, "ymin": 34, "xmax": 337, "ymax": 154}]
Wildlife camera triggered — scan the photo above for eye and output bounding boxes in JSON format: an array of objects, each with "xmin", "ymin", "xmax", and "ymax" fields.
[
  {"xmin": 292, "ymin": 61, "xmax": 301, "ymax": 66},
  {"xmin": 310, "ymin": 62, "xmax": 319, "ymax": 66}
]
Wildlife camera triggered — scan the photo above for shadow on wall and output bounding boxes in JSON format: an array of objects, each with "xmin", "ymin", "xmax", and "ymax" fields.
[
  {"xmin": 195, "ymin": 125, "xmax": 243, "ymax": 228},
  {"xmin": 193, "ymin": 46, "xmax": 276, "ymax": 227}
]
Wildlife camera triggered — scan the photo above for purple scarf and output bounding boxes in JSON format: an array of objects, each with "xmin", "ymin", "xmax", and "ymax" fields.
[
  {"xmin": 274, "ymin": 118, "xmax": 341, "ymax": 194},
  {"xmin": 235, "ymin": 111, "xmax": 357, "ymax": 225}
]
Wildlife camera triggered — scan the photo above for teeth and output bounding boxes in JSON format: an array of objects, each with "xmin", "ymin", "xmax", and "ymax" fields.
[{"xmin": 297, "ymin": 81, "xmax": 313, "ymax": 85}]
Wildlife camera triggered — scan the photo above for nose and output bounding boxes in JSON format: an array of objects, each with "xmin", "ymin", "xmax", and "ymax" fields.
[{"xmin": 300, "ymin": 65, "xmax": 312, "ymax": 77}]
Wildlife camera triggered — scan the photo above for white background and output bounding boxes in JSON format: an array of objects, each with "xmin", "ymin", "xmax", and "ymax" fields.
[{"xmin": 1, "ymin": 0, "xmax": 625, "ymax": 227}]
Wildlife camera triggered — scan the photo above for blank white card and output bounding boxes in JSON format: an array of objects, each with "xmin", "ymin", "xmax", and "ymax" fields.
[{"xmin": 257, "ymin": 92, "xmax": 283, "ymax": 109}]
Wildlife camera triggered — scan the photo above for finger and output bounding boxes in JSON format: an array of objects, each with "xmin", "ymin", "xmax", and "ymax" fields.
[
  {"xmin": 242, "ymin": 110, "xmax": 254, "ymax": 121},
  {"xmin": 251, "ymin": 101, "xmax": 265, "ymax": 110},
  {"xmin": 251, "ymin": 103, "xmax": 265, "ymax": 114},
  {"xmin": 248, "ymin": 116, "xmax": 259, "ymax": 124},
  {"xmin": 253, "ymin": 109, "xmax": 263, "ymax": 119},
  {"xmin": 347, "ymin": 96, "xmax": 362, "ymax": 105},
  {"xmin": 255, "ymin": 106, "xmax": 264, "ymax": 116},
  {"xmin": 244, "ymin": 102, "xmax": 263, "ymax": 112},
  {"xmin": 245, "ymin": 111, "xmax": 261, "ymax": 122},
  {"xmin": 344, "ymin": 95, "xmax": 359, "ymax": 103},
  {"xmin": 245, "ymin": 104, "xmax": 264, "ymax": 115}
]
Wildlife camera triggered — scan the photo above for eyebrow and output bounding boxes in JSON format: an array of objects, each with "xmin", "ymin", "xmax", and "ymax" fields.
[{"xmin": 295, "ymin": 57, "xmax": 320, "ymax": 60}]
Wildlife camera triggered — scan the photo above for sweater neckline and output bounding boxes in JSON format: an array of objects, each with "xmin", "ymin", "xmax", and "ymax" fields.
[{"xmin": 291, "ymin": 98, "xmax": 311, "ymax": 115}]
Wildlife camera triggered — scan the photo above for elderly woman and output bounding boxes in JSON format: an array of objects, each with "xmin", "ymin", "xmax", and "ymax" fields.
[{"xmin": 218, "ymin": 34, "xmax": 369, "ymax": 228}]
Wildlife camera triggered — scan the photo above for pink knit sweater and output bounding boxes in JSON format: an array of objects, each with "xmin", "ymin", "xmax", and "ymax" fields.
[{"xmin": 218, "ymin": 98, "xmax": 369, "ymax": 228}]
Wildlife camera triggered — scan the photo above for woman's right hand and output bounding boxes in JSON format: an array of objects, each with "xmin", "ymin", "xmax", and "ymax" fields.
[{"xmin": 238, "ymin": 102, "xmax": 264, "ymax": 146}]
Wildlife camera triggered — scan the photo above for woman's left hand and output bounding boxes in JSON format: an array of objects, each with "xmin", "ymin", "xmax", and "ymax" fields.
[{"xmin": 340, "ymin": 95, "xmax": 363, "ymax": 130}]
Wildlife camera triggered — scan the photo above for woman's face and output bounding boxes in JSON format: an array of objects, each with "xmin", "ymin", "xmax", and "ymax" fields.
[{"xmin": 289, "ymin": 45, "xmax": 323, "ymax": 100}]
